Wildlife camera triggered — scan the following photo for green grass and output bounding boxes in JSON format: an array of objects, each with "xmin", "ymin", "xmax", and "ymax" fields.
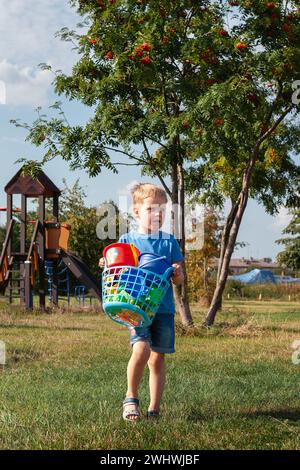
[{"xmin": 0, "ymin": 299, "xmax": 299, "ymax": 450}]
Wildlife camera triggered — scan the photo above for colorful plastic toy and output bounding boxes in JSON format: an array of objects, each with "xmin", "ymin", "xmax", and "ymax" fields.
[
  {"xmin": 138, "ymin": 252, "xmax": 173, "ymax": 280},
  {"xmin": 102, "ymin": 261, "xmax": 174, "ymax": 328},
  {"xmin": 103, "ymin": 243, "xmax": 140, "ymax": 272},
  {"xmin": 146, "ymin": 286, "xmax": 165, "ymax": 304}
]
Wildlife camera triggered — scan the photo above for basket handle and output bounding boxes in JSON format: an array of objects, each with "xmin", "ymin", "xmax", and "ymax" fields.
[
  {"xmin": 163, "ymin": 266, "xmax": 174, "ymax": 282},
  {"xmin": 138, "ymin": 256, "xmax": 168, "ymax": 268}
]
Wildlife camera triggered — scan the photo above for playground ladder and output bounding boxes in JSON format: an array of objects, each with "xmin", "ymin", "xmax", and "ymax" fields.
[{"xmin": 6, "ymin": 254, "xmax": 27, "ymax": 304}]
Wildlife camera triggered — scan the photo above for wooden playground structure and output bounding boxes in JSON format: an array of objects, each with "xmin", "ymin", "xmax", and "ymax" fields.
[{"xmin": 0, "ymin": 167, "xmax": 102, "ymax": 310}]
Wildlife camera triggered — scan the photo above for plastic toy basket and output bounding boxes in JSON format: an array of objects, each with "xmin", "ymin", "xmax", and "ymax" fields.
[{"xmin": 102, "ymin": 264, "xmax": 174, "ymax": 328}]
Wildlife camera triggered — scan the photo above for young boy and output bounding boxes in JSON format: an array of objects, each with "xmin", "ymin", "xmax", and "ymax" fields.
[{"xmin": 99, "ymin": 183, "xmax": 184, "ymax": 421}]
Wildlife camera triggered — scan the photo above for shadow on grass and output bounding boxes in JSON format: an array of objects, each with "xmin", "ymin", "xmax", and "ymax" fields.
[
  {"xmin": 243, "ymin": 408, "xmax": 300, "ymax": 423},
  {"xmin": 7, "ymin": 347, "xmax": 43, "ymax": 364},
  {"xmin": 175, "ymin": 320, "xmax": 300, "ymax": 338},
  {"xmin": 0, "ymin": 323, "xmax": 93, "ymax": 332},
  {"xmin": 186, "ymin": 407, "xmax": 300, "ymax": 424},
  {"xmin": 186, "ymin": 409, "xmax": 207, "ymax": 422}
]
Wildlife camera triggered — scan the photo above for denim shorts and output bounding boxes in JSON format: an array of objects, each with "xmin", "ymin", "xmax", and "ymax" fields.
[{"xmin": 128, "ymin": 312, "xmax": 175, "ymax": 354}]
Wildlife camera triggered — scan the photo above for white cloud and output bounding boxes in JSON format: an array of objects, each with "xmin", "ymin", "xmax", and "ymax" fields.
[
  {"xmin": 0, "ymin": 0, "xmax": 81, "ymax": 107},
  {"xmin": 0, "ymin": 0, "xmax": 79, "ymax": 69},
  {"xmin": 0, "ymin": 59, "xmax": 52, "ymax": 106},
  {"xmin": 269, "ymin": 206, "xmax": 292, "ymax": 231}
]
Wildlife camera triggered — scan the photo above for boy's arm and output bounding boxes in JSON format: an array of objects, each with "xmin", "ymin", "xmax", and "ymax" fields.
[
  {"xmin": 170, "ymin": 236, "xmax": 184, "ymax": 285},
  {"xmin": 171, "ymin": 260, "xmax": 184, "ymax": 286}
]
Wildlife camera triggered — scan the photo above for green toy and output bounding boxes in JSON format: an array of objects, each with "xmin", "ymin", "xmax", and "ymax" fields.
[
  {"xmin": 114, "ymin": 289, "xmax": 136, "ymax": 304},
  {"xmin": 145, "ymin": 287, "xmax": 164, "ymax": 305}
]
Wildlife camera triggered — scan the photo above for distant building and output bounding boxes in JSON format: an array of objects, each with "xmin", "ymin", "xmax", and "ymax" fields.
[{"xmin": 211, "ymin": 257, "xmax": 280, "ymax": 274}]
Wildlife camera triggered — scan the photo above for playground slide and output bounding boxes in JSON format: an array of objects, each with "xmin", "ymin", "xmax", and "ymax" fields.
[
  {"xmin": 0, "ymin": 254, "xmax": 9, "ymax": 294},
  {"xmin": 60, "ymin": 250, "xmax": 102, "ymax": 302}
]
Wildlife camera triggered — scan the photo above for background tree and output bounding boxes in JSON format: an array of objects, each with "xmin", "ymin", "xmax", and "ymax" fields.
[
  {"xmin": 276, "ymin": 205, "xmax": 300, "ymax": 270},
  {"xmin": 58, "ymin": 179, "xmax": 128, "ymax": 276},
  {"xmin": 186, "ymin": 206, "xmax": 223, "ymax": 306},
  {"xmin": 11, "ymin": 0, "xmax": 300, "ymax": 326},
  {"xmin": 13, "ymin": 0, "xmax": 234, "ymax": 325},
  {"xmin": 185, "ymin": 0, "xmax": 300, "ymax": 325}
]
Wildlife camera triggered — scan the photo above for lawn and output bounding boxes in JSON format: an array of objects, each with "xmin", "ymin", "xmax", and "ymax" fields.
[{"xmin": 0, "ymin": 299, "xmax": 299, "ymax": 450}]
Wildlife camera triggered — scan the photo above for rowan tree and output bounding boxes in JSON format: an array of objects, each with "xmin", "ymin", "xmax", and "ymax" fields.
[{"xmin": 11, "ymin": 0, "xmax": 300, "ymax": 325}]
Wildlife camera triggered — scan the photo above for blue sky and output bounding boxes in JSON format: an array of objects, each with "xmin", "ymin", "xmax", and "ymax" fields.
[{"xmin": 0, "ymin": 0, "xmax": 293, "ymax": 261}]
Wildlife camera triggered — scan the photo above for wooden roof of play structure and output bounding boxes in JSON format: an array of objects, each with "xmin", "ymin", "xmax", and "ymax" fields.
[{"xmin": 5, "ymin": 167, "xmax": 61, "ymax": 197}]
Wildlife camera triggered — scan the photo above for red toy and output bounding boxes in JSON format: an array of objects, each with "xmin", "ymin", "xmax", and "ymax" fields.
[{"xmin": 103, "ymin": 243, "xmax": 140, "ymax": 270}]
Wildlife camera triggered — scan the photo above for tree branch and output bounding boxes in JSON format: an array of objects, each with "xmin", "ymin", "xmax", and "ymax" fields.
[
  {"xmin": 110, "ymin": 162, "xmax": 142, "ymax": 166},
  {"xmin": 142, "ymin": 132, "xmax": 169, "ymax": 150},
  {"xmin": 141, "ymin": 137, "xmax": 171, "ymax": 198},
  {"xmin": 103, "ymin": 146, "xmax": 143, "ymax": 162},
  {"xmin": 256, "ymin": 103, "xmax": 295, "ymax": 150}
]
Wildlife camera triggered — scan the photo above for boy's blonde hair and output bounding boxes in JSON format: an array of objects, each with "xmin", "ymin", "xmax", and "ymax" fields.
[{"xmin": 131, "ymin": 183, "xmax": 167, "ymax": 206}]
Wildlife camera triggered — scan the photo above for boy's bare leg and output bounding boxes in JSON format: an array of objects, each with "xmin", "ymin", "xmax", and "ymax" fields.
[
  {"xmin": 147, "ymin": 351, "xmax": 165, "ymax": 413},
  {"xmin": 125, "ymin": 341, "xmax": 151, "ymax": 420}
]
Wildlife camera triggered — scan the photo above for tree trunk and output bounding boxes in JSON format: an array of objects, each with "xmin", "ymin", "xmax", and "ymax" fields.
[
  {"xmin": 171, "ymin": 157, "xmax": 193, "ymax": 325},
  {"xmin": 176, "ymin": 161, "xmax": 193, "ymax": 325},
  {"xmin": 205, "ymin": 104, "xmax": 294, "ymax": 326},
  {"xmin": 205, "ymin": 191, "xmax": 248, "ymax": 325},
  {"xmin": 170, "ymin": 160, "xmax": 179, "ymax": 237},
  {"xmin": 205, "ymin": 150, "xmax": 257, "ymax": 326},
  {"xmin": 216, "ymin": 199, "xmax": 240, "ymax": 311},
  {"xmin": 217, "ymin": 199, "xmax": 239, "ymax": 284},
  {"xmin": 203, "ymin": 257, "xmax": 207, "ymax": 292}
]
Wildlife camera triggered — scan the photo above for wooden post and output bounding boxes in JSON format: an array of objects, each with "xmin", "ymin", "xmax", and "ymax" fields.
[
  {"xmin": 7, "ymin": 194, "xmax": 13, "ymax": 303},
  {"xmin": 38, "ymin": 195, "xmax": 46, "ymax": 310},
  {"xmin": 52, "ymin": 259, "xmax": 58, "ymax": 306},
  {"xmin": 20, "ymin": 195, "xmax": 27, "ymax": 253},
  {"xmin": 52, "ymin": 195, "xmax": 59, "ymax": 306},
  {"xmin": 6, "ymin": 194, "xmax": 12, "ymax": 258},
  {"xmin": 53, "ymin": 195, "xmax": 59, "ymax": 222},
  {"xmin": 25, "ymin": 261, "xmax": 33, "ymax": 309},
  {"xmin": 20, "ymin": 194, "xmax": 27, "ymax": 305}
]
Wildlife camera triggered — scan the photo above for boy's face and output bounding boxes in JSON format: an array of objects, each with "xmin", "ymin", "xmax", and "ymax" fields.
[{"xmin": 134, "ymin": 196, "xmax": 167, "ymax": 233}]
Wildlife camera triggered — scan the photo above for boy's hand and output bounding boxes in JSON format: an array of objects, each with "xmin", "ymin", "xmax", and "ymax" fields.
[
  {"xmin": 98, "ymin": 257, "xmax": 106, "ymax": 269},
  {"xmin": 171, "ymin": 262, "xmax": 184, "ymax": 286}
]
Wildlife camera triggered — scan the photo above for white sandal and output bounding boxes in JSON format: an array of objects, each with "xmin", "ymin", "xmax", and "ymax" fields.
[{"xmin": 123, "ymin": 397, "xmax": 140, "ymax": 421}]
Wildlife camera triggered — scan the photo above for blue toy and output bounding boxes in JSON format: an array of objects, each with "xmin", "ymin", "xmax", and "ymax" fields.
[{"xmin": 138, "ymin": 253, "xmax": 173, "ymax": 280}]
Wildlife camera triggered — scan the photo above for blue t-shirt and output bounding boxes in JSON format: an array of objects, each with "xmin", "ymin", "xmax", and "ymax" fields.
[{"xmin": 118, "ymin": 230, "xmax": 184, "ymax": 315}]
